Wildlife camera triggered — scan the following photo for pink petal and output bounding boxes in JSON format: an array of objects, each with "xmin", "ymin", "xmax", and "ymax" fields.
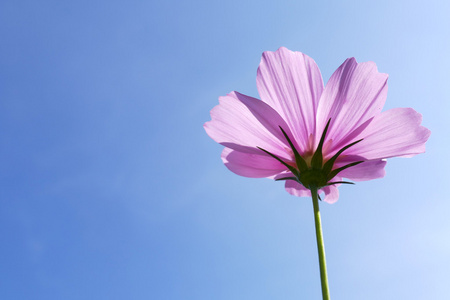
[
  {"xmin": 320, "ymin": 184, "xmax": 340, "ymax": 204},
  {"xmin": 285, "ymin": 178, "xmax": 342, "ymax": 203},
  {"xmin": 285, "ymin": 180, "xmax": 311, "ymax": 197},
  {"xmin": 316, "ymin": 58, "xmax": 388, "ymax": 150},
  {"xmin": 256, "ymin": 47, "xmax": 324, "ymax": 152},
  {"xmin": 348, "ymin": 108, "xmax": 431, "ymax": 160},
  {"xmin": 272, "ymin": 171, "xmax": 296, "ymax": 180},
  {"xmin": 221, "ymin": 148, "xmax": 286, "ymax": 178},
  {"xmin": 204, "ymin": 91, "xmax": 296, "ymax": 160},
  {"xmin": 336, "ymin": 157, "xmax": 387, "ymax": 181}
]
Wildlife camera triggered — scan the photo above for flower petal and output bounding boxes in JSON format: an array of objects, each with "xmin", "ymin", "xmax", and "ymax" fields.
[
  {"xmin": 204, "ymin": 91, "xmax": 296, "ymax": 159},
  {"xmin": 256, "ymin": 47, "xmax": 324, "ymax": 152},
  {"xmin": 336, "ymin": 157, "xmax": 387, "ymax": 181},
  {"xmin": 348, "ymin": 108, "xmax": 431, "ymax": 160},
  {"xmin": 321, "ymin": 184, "xmax": 340, "ymax": 204},
  {"xmin": 221, "ymin": 148, "xmax": 286, "ymax": 178},
  {"xmin": 284, "ymin": 178, "xmax": 342, "ymax": 203},
  {"xmin": 316, "ymin": 58, "xmax": 388, "ymax": 150},
  {"xmin": 285, "ymin": 180, "xmax": 311, "ymax": 197}
]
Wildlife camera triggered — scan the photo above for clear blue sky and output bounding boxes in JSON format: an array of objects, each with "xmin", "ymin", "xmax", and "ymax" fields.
[{"xmin": 1, "ymin": 0, "xmax": 449, "ymax": 299}]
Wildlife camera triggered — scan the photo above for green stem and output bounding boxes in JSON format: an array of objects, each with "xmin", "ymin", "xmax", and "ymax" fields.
[{"xmin": 311, "ymin": 188, "xmax": 330, "ymax": 300}]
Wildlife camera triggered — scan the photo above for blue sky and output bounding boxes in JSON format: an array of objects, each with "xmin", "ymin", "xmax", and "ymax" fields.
[{"xmin": 1, "ymin": 0, "xmax": 449, "ymax": 299}]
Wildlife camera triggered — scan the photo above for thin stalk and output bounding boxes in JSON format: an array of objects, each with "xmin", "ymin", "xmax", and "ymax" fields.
[{"xmin": 311, "ymin": 188, "xmax": 330, "ymax": 300}]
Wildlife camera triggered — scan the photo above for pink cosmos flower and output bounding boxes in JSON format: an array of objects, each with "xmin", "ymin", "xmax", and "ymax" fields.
[{"xmin": 204, "ymin": 47, "xmax": 430, "ymax": 203}]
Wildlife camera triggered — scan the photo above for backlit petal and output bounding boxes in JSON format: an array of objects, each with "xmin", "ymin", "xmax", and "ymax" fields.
[
  {"xmin": 204, "ymin": 91, "xmax": 295, "ymax": 159},
  {"xmin": 321, "ymin": 184, "xmax": 340, "ymax": 204},
  {"xmin": 256, "ymin": 47, "xmax": 324, "ymax": 152},
  {"xmin": 348, "ymin": 108, "xmax": 431, "ymax": 160},
  {"xmin": 221, "ymin": 148, "xmax": 286, "ymax": 178},
  {"xmin": 316, "ymin": 58, "xmax": 388, "ymax": 150},
  {"xmin": 285, "ymin": 180, "xmax": 311, "ymax": 197},
  {"xmin": 285, "ymin": 178, "xmax": 342, "ymax": 203},
  {"xmin": 336, "ymin": 157, "xmax": 386, "ymax": 181}
]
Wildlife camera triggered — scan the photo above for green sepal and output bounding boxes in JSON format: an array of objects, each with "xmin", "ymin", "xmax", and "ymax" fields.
[
  {"xmin": 324, "ymin": 181, "xmax": 355, "ymax": 186},
  {"xmin": 279, "ymin": 126, "xmax": 308, "ymax": 172},
  {"xmin": 257, "ymin": 147, "xmax": 299, "ymax": 177},
  {"xmin": 275, "ymin": 177, "xmax": 298, "ymax": 182},
  {"xmin": 311, "ymin": 119, "xmax": 331, "ymax": 169},
  {"xmin": 322, "ymin": 138, "xmax": 364, "ymax": 175},
  {"xmin": 257, "ymin": 118, "xmax": 369, "ymax": 193},
  {"xmin": 326, "ymin": 161, "xmax": 364, "ymax": 181}
]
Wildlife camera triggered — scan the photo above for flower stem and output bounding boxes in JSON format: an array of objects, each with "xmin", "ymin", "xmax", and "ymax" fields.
[{"xmin": 311, "ymin": 188, "xmax": 330, "ymax": 300}]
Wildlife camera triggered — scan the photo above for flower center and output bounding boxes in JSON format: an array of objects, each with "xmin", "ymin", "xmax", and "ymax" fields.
[
  {"xmin": 299, "ymin": 168, "xmax": 328, "ymax": 189},
  {"xmin": 257, "ymin": 119, "xmax": 365, "ymax": 193}
]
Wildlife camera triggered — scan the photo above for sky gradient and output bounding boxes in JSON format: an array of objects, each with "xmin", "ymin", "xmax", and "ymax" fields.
[{"xmin": 1, "ymin": 0, "xmax": 449, "ymax": 299}]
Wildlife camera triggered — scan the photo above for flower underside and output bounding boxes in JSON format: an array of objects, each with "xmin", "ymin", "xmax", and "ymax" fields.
[{"xmin": 258, "ymin": 119, "xmax": 364, "ymax": 194}]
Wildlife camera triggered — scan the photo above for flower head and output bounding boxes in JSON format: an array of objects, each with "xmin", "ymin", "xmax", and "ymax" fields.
[{"xmin": 204, "ymin": 47, "xmax": 430, "ymax": 203}]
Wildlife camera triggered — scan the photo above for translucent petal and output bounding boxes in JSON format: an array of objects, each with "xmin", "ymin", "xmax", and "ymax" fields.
[
  {"xmin": 221, "ymin": 148, "xmax": 286, "ymax": 178},
  {"xmin": 336, "ymin": 156, "xmax": 386, "ymax": 181},
  {"xmin": 316, "ymin": 58, "xmax": 388, "ymax": 149},
  {"xmin": 347, "ymin": 108, "xmax": 431, "ymax": 160},
  {"xmin": 285, "ymin": 177, "xmax": 342, "ymax": 203},
  {"xmin": 204, "ymin": 91, "xmax": 296, "ymax": 160},
  {"xmin": 256, "ymin": 47, "xmax": 324, "ymax": 152}
]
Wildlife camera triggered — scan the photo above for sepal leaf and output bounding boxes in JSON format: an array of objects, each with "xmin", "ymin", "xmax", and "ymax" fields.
[
  {"xmin": 275, "ymin": 177, "xmax": 299, "ymax": 182},
  {"xmin": 279, "ymin": 126, "xmax": 308, "ymax": 172},
  {"xmin": 257, "ymin": 146, "xmax": 299, "ymax": 177},
  {"xmin": 327, "ymin": 161, "xmax": 364, "ymax": 181},
  {"xmin": 311, "ymin": 119, "xmax": 331, "ymax": 169},
  {"xmin": 322, "ymin": 138, "xmax": 364, "ymax": 175},
  {"xmin": 324, "ymin": 181, "xmax": 355, "ymax": 186}
]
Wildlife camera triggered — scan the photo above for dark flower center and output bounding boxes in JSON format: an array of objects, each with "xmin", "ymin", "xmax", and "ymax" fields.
[{"xmin": 257, "ymin": 119, "xmax": 364, "ymax": 194}]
